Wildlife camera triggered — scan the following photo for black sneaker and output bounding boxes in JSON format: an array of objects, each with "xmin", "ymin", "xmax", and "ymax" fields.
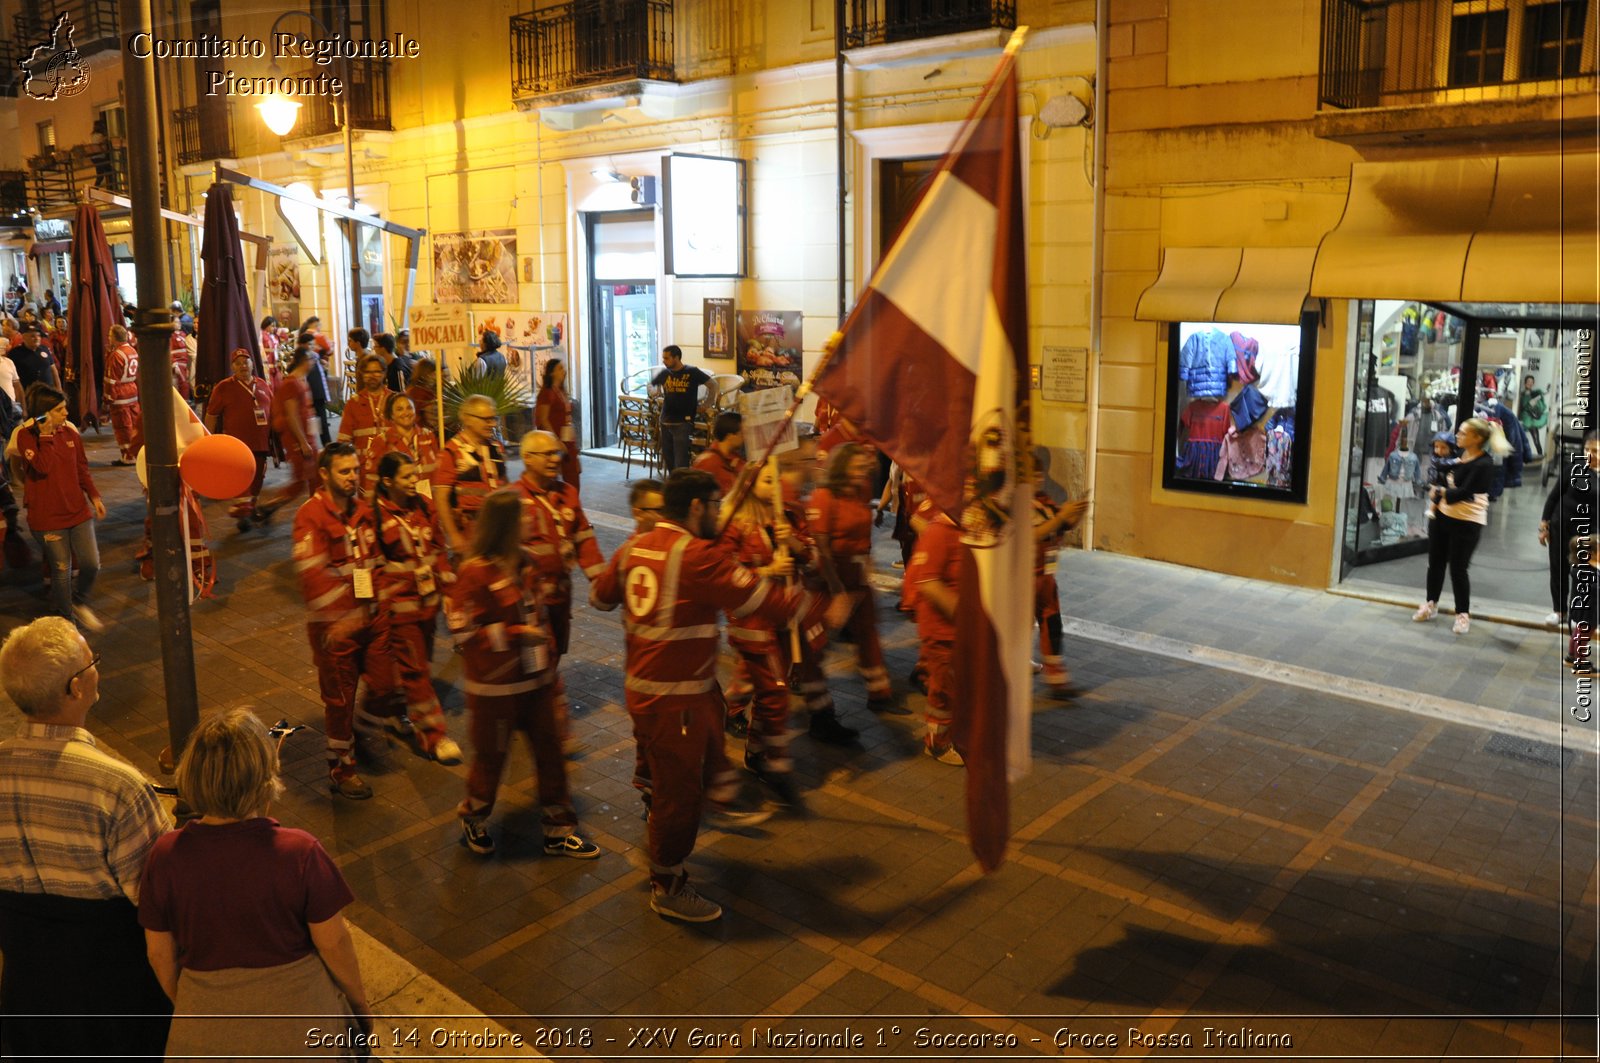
[
  {"xmin": 908, "ymin": 667, "xmax": 929, "ymax": 695},
  {"xmin": 725, "ymin": 712, "xmax": 750, "ymax": 738},
  {"xmin": 460, "ymin": 817, "xmax": 494, "ymax": 855},
  {"xmin": 744, "ymin": 753, "xmax": 799, "ymax": 806},
  {"xmin": 543, "ymin": 833, "xmax": 601, "ymax": 859},
  {"xmin": 808, "ymin": 711, "xmax": 859, "ymax": 745}
]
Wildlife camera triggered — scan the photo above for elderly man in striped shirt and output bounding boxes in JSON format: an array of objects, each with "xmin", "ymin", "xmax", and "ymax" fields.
[{"xmin": 0, "ymin": 617, "xmax": 173, "ymax": 1058}]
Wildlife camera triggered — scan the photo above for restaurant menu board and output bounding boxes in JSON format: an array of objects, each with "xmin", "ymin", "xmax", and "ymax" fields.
[
  {"xmin": 736, "ymin": 309, "xmax": 802, "ymax": 391},
  {"xmin": 432, "ymin": 229, "xmax": 518, "ymax": 305},
  {"xmin": 475, "ymin": 310, "xmax": 568, "ymax": 396}
]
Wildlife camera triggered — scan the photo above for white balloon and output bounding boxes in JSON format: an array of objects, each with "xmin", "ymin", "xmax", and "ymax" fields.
[
  {"xmin": 170, "ymin": 387, "xmax": 207, "ymax": 453},
  {"xmin": 135, "ymin": 446, "xmax": 148, "ymax": 490}
]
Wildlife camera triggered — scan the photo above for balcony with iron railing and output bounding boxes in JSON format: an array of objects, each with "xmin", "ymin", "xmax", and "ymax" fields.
[
  {"xmin": 12, "ymin": 0, "xmax": 120, "ymax": 58},
  {"xmin": 510, "ymin": 0, "xmax": 675, "ymax": 100},
  {"xmin": 1317, "ymin": 0, "xmax": 1598, "ymax": 143},
  {"xmin": 27, "ymin": 143, "xmax": 129, "ymax": 213},
  {"xmin": 843, "ymin": 0, "xmax": 1015, "ymax": 49},
  {"xmin": 279, "ymin": 58, "xmax": 394, "ymax": 140},
  {"xmin": 173, "ymin": 101, "xmax": 237, "ymax": 166}
]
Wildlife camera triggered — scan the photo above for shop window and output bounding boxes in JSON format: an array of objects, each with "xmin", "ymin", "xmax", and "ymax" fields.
[
  {"xmin": 1522, "ymin": 0, "xmax": 1588, "ymax": 78},
  {"xmin": 1449, "ymin": 8, "xmax": 1509, "ymax": 86},
  {"xmin": 36, "ymin": 119, "xmax": 55, "ymax": 155},
  {"xmin": 1161, "ymin": 318, "xmax": 1317, "ymax": 503}
]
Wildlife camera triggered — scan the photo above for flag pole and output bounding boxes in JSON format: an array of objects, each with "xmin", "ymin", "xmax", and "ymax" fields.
[{"xmin": 717, "ymin": 25, "xmax": 1031, "ymax": 525}]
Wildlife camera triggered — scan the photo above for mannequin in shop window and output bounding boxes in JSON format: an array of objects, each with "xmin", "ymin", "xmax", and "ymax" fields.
[{"xmin": 1520, "ymin": 375, "xmax": 1548, "ymax": 459}]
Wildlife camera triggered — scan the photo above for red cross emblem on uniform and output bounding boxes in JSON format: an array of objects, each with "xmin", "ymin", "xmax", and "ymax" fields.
[{"xmin": 626, "ymin": 566, "xmax": 659, "ymax": 618}]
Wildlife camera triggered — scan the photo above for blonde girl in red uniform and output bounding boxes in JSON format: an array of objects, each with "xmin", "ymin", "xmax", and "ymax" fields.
[
  {"xmin": 445, "ymin": 490, "xmax": 599, "ymax": 860},
  {"xmin": 369, "ymin": 449, "xmax": 461, "ymax": 765}
]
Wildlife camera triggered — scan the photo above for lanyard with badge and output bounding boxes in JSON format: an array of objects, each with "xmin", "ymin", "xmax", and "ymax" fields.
[
  {"xmin": 237, "ymin": 377, "xmax": 268, "ymax": 426},
  {"xmin": 514, "ymin": 564, "xmax": 549, "ymax": 674},
  {"xmin": 530, "ymin": 488, "xmax": 576, "ymax": 567},
  {"xmin": 345, "ymin": 512, "xmax": 375, "ymax": 600},
  {"xmin": 387, "ymin": 504, "xmax": 438, "ymax": 598}
]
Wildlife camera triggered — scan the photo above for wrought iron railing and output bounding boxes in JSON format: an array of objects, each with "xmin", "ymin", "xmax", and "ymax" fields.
[
  {"xmin": 1320, "ymin": 0, "xmax": 1597, "ymax": 109},
  {"xmin": 173, "ymin": 101, "xmax": 237, "ymax": 166},
  {"xmin": 510, "ymin": 0, "xmax": 675, "ymax": 97},
  {"xmin": 281, "ymin": 58, "xmax": 394, "ymax": 139},
  {"xmin": 27, "ymin": 145, "xmax": 128, "ymax": 212},
  {"xmin": 13, "ymin": 0, "xmax": 119, "ymax": 56},
  {"xmin": 843, "ymin": 0, "xmax": 1015, "ymax": 49}
]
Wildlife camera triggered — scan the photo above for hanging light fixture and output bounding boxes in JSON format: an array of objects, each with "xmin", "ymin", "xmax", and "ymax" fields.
[{"xmin": 256, "ymin": 91, "xmax": 303, "ymax": 136}]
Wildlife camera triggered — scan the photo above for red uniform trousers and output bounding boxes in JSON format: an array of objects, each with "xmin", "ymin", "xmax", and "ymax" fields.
[
  {"xmin": 546, "ymin": 597, "xmax": 576, "ymax": 743},
  {"xmin": 458, "ymin": 680, "xmax": 576, "ymax": 837},
  {"xmin": 733, "ymin": 645, "xmax": 793, "ymax": 771},
  {"xmin": 631, "ymin": 695, "xmax": 740, "ymax": 892},
  {"xmin": 921, "ymin": 638, "xmax": 954, "ymax": 750},
  {"xmin": 306, "ymin": 620, "xmax": 386, "ymax": 780},
  {"xmin": 837, "ymin": 560, "xmax": 889, "ymax": 697},
  {"xmin": 263, "ymin": 435, "xmax": 316, "ymax": 510},
  {"xmin": 631, "ymin": 682, "xmax": 739, "ymax": 802},
  {"xmin": 1035, "ymin": 570, "xmax": 1063, "ymax": 658},
  {"xmin": 109, "ymin": 404, "xmax": 141, "ymax": 462},
  {"xmin": 365, "ymin": 612, "xmax": 449, "ymax": 750}
]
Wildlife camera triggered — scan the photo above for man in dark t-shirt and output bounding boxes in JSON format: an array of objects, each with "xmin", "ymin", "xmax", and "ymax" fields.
[
  {"xmin": 9, "ymin": 325, "xmax": 61, "ymax": 392},
  {"xmin": 650, "ymin": 344, "xmax": 711, "ymax": 472}
]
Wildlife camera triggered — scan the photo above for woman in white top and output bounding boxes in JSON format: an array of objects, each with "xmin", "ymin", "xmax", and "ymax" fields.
[{"xmin": 1413, "ymin": 417, "xmax": 1512, "ymax": 634}]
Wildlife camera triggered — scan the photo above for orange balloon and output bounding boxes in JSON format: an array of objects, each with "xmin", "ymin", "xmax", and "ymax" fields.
[{"xmin": 178, "ymin": 433, "xmax": 257, "ymax": 499}]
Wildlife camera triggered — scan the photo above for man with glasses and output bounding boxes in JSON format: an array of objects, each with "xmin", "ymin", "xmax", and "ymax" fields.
[
  {"xmin": 516, "ymin": 430, "xmax": 607, "ymax": 752},
  {"xmin": 0, "ymin": 618, "xmax": 173, "ymax": 1058},
  {"xmin": 435, "ymin": 394, "xmax": 508, "ymax": 555}
]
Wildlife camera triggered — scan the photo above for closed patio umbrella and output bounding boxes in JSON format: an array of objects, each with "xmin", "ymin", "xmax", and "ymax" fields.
[
  {"xmin": 196, "ymin": 182, "xmax": 262, "ymax": 395},
  {"xmin": 66, "ymin": 202, "xmax": 121, "ymax": 425}
]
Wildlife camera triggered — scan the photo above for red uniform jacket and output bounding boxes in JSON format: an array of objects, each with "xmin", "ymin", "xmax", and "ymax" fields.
[
  {"xmin": 435, "ymin": 436, "xmax": 507, "ymax": 530},
  {"xmin": 514, "ymin": 475, "xmax": 605, "ymax": 608},
  {"xmin": 406, "ymin": 384, "xmax": 438, "ymax": 433},
  {"xmin": 374, "ymin": 494, "xmax": 453, "ymax": 622},
  {"xmin": 909, "ymin": 514, "xmax": 961, "ymax": 643},
  {"xmin": 806, "ymin": 485, "xmax": 873, "ymax": 580},
  {"xmin": 206, "ymin": 375, "xmax": 273, "ymax": 453},
  {"xmin": 169, "ymin": 332, "xmax": 193, "ymax": 399},
  {"xmin": 104, "ymin": 343, "xmax": 139, "ymax": 407},
  {"xmin": 337, "ymin": 388, "xmax": 396, "ymax": 459},
  {"xmin": 271, "ymin": 376, "xmax": 315, "ymax": 449},
  {"xmin": 14, "ymin": 424, "xmax": 99, "ymax": 530},
  {"xmin": 365, "ymin": 425, "xmax": 440, "ymax": 495},
  {"xmin": 1033, "ymin": 492, "xmax": 1064, "ymax": 576},
  {"xmin": 592, "ymin": 520, "xmax": 813, "ymax": 714},
  {"xmin": 445, "ymin": 553, "xmax": 557, "ymax": 698},
  {"xmin": 291, "ymin": 489, "xmax": 377, "ymax": 626},
  {"xmin": 691, "ymin": 448, "xmax": 744, "ymax": 494},
  {"xmin": 722, "ymin": 510, "xmax": 828, "ymax": 655}
]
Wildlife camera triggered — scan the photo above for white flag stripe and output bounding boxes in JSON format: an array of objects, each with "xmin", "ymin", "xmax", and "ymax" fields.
[
  {"xmin": 872, "ymin": 171, "xmax": 999, "ymax": 379},
  {"xmin": 970, "ymin": 293, "xmax": 1033, "ymax": 783}
]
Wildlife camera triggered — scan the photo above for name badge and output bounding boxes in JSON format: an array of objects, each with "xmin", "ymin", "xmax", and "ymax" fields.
[
  {"xmin": 522, "ymin": 640, "xmax": 549, "ymax": 674},
  {"xmin": 415, "ymin": 566, "xmax": 437, "ymax": 597},
  {"xmin": 253, "ymin": 407, "xmax": 269, "ymax": 426},
  {"xmin": 352, "ymin": 568, "xmax": 375, "ymax": 599}
]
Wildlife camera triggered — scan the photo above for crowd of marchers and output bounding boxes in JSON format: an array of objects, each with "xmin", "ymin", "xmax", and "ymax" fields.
[{"xmin": 0, "ymin": 332, "xmax": 1088, "ymax": 1061}]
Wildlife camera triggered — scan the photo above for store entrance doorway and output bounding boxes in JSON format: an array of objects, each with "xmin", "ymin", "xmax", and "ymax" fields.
[
  {"xmin": 1339, "ymin": 301, "xmax": 1598, "ymax": 617},
  {"xmin": 585, "ymin": 208, "xmax": 658, "ymax": 449}
]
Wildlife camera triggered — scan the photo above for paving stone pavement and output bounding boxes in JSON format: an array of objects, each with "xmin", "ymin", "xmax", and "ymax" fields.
[{"xmin": 0, "ymin": 432, "xmax": 1595, "ymax": 1060}]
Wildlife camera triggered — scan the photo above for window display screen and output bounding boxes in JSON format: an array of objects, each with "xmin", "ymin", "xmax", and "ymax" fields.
[
  {"xmin": 1162, "ymin": 318, "xmax": 1316, "ymax": 503},
  {"xmin": 662, "ymin": 153, "xmax": 746, "ymax": 278}
]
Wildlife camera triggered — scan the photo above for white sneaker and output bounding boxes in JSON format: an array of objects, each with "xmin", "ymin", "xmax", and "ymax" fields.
[
  {"xmin": 1411, "ymin": 601, "xmax": 1437, "ymax": 622},
  {"xmin": 1544, "ymin": 612, "xmax": 1564, "ymax": 628},
  {"xmin": 72, "ymin": 605, "xmax": 105, "ymax": 633},
  {"xmin": 651, "ymin": 881, "xmax": 723, "ymax": 923},
  {"xmin": 431, "ymin": 737, "xmax": 463, "ymax": 765},
  {"xmin": 1452, "ymin": 613, "xmax": 1471, "ymax": 635}
]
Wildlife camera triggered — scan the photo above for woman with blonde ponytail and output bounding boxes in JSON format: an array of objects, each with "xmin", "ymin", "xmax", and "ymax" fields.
[{"xmin": 1413, "ymin": 417, "xmax": 1503, "ymax": 634}]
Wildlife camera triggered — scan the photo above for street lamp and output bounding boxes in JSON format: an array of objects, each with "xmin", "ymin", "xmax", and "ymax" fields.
[{"xmin": 257, "ymin": 9, "xmax": 364, "ymax": 376}]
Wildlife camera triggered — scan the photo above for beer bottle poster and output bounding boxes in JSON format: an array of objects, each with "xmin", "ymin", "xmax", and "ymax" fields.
[{"xmin": 703, "ymin": 298, "xmax": 735, "ymax": 359}]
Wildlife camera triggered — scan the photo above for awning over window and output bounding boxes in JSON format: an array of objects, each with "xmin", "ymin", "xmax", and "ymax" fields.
[
  {"xmin": 1135, "ymin": 246, "xmax": 1315, "ymax": 324},
  {"xmin": 1311, "ymin": 152, "xmax": 1599, "ymax": 305}
]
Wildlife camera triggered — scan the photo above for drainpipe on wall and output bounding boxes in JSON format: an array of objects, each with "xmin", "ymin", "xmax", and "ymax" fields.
[{"xmin": 1084, "ymin": 0, "xmax": 1109, "ymax": 551}]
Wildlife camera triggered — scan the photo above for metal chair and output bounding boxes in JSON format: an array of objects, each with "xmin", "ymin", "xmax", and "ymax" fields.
[{"xmin": 617, "ymin": 393, "xmax": 660, "ymax": 479}]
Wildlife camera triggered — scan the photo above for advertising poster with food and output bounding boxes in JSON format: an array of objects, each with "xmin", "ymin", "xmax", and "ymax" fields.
[
  {"xmin": 475, "ymin": 311, "xmax": 568, "ymax": 396},
  {"xmin": 736, "ymin": 309, "xmax": 802, "ymax": 391},
  {"xmin": 267, "ymin": 244, "xmax": 301, "ymax": 329},
  {"xmin": 432, "ymin": 229, "xmax": 518, "ymax": 305}
]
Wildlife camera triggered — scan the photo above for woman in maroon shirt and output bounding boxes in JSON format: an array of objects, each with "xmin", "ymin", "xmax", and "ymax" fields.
[
  {"xmin": 140, "ymin": 709, "xmax": 371, "ymax": 1058},
  {"xmin": 4, "ymin": 384, "xmax": 105, "ymax": 630},
  {"xmin": 534, "ymin": 356, "xmax": 580, "ymax": 487}
]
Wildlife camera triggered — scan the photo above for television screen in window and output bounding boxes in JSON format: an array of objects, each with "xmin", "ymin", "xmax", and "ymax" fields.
[{"xmin": 1163, "ymin": 318, "xmax": 1316, "ymax": 503}]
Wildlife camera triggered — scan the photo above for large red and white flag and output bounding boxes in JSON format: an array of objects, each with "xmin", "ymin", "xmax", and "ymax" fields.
[{"xmin": 812, "ymin": 30, "xmax": 1031, "ymax": 872}]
